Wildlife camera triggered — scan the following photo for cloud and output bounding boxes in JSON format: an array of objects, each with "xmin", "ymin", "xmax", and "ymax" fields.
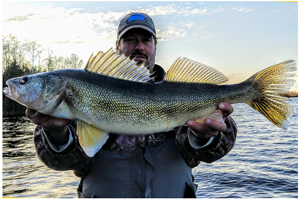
[
  {"xmin": 156, "ymin": 21, "xmax": 196, "ymax": 42},
  {"xmin": 200, "ymin": 35, "xmax": 211, "ymax": 40},
  {"xmin": 3, "ymin": 3, "xmax": 122, "ymax": 44},
  {"xmin": 185, "ymin": 23, "xmax": 195, "ymax": 30},
  {"xmin": 3, "ymin": 1, "xmax": 232, "ymax": 44},
  {"xmin": 130, "ymin": 4, "xmax": 225, "ymax": 17},
  {"xmin": 232, "ymin": 7, "xmax": 254, "ymax": 13},
  {"xmin": 190, "ymin": 23, "xmax": 213, "ymax": 40},
  {"xmin": 119, "ymin": 4, "xmax": 178, "ymax": 17},
  {"xmin": 4, "ymin": 3, "xmax": 200, "ymax": 45},
  {"xmin": 5, "ymin": 13, "xmax": 35, "ymax": 22},
  {"xmin": 146, "ymin": 5, "xmax": 178, "ymax": 16},
  {"xmin": 2, "ymin": 2, "xmax": 255, "ymax": 46},
  {"xmin": 212, "ymin": 6, "xmax": 225, "ymax": 14},
  {"xmin": 179, "ymin": 6, "xmax": 225, "ymax": 16},
  {"xmin": 157, "ymin": 26, "xmax": 187, "ymax": 42},
  {"xmin": 190, "ymin": 8, "xmax": 208, "ymax": 15}
]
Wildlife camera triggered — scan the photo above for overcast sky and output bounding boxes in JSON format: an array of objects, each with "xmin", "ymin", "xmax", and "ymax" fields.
[{"xmin": 2, "ymin": 1, "xmax": 298, "ymax": 91}]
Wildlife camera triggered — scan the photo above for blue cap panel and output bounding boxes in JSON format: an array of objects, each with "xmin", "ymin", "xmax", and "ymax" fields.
[{"xmin": 128, "ymin": 14, "xmax": 146, "ymax": 23}]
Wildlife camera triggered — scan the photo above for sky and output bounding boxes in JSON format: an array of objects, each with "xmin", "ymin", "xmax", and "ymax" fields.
[{"xmin": 2, "ymin": 1, "xmax": 298, "ymax": 91}]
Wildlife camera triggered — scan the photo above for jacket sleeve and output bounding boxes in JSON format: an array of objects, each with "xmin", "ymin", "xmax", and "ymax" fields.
[
  {"xmin": 175, "ymin": 116, "xmax": 237, "ymax": 168},
  {"xmin": 34, "ymin": 121, "xmax": 93, "ymax": 177}
]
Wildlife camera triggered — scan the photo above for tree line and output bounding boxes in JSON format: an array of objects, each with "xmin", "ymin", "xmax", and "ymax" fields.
[
  {"xmin": 3, "ymin": 34, "xmax": 84, "ymax": 75},
  {"xmin": 3, "ymin": 34, "xmax": 84, "ymax": 116}
]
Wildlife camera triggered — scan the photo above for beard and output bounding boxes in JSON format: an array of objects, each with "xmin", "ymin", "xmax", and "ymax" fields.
[{"xmin": 117, "ymin": 49, "xmax": 156, "ymax": 73}]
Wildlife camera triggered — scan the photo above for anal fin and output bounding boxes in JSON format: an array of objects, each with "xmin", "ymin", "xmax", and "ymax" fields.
[{"xmin": 77, "ymin": 121, "xmax": 109, "ymax": 157}]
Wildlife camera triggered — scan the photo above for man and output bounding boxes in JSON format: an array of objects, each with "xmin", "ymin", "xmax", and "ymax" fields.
[{"xmin": 26, "ymin": 12, "xmax": 237, "ymax": 198}]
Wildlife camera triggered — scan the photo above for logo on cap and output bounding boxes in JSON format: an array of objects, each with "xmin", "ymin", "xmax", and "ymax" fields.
[{"xmin": 128, "ymin": 14, "xmax": 147, "ymax": 23}]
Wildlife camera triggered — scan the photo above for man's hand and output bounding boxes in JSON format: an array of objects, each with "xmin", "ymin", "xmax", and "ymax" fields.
[
  {"xmin": 186, "ymin": 103, "xmax": 234, "ymax": 141},
  {"xmin": 25, "ymin": 108, "xmax": 70, "ymax": 145}
]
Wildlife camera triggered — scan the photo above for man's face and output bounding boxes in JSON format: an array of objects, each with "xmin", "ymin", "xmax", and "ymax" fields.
[{"xmin": 116, "ymin": 29, "xmax": 156, "ymax": 72}]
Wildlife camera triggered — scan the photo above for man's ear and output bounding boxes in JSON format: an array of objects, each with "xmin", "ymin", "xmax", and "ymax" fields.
[{"xmin": 115, "ymin": 40, "xmax": 120, "ymax": 51}]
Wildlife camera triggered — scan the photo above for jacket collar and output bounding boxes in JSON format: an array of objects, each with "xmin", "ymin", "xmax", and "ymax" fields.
[{"xmin": 150, "ymin": 64, "xmax": 165, "ymax": 83}]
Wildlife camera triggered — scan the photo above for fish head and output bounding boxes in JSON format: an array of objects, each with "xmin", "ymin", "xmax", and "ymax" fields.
[{"xmin": 3, "ymin": 73, "xmax": 67, "ymax": 113}]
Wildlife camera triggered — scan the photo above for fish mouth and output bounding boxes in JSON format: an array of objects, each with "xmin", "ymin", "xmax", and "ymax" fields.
[
  {"xmin": 3, "ymin": 86, "xmax": 11, "ymax": 96},
  {"xmin": 3, "ymin": 82, "xmax": 11, "ymax": 96},
  {"xmin": 3, "ymin": 81, "xmax": 15, "ymax": 100}
]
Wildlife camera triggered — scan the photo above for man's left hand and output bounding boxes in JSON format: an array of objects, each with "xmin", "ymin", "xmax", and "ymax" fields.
[{"xmin": 186, "ymin": 103, "xmax": 234, "ymax": 140}]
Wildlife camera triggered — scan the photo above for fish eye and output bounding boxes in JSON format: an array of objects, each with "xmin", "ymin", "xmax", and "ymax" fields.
[{"xmin": 19, "ymin": 76, "xmax": 29, "ymax": 85}]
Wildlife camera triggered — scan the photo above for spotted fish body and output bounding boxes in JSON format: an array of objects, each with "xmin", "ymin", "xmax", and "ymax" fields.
[
  {"xmin": 52, "ymin": 69, "xmax": 250, "ymax": 134},
  {"xmin": 3, "ymin": 48, "xmax": 296, "ymax": 157}
]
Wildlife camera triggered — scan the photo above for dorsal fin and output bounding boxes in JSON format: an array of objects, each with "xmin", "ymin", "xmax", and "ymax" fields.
[
  {"xmin": 164, "ymin": 57, "xmax": 228, "ymax": 84},
  {"xmin": 85, "ymin": 48, "xmax": 153, "ymax": 83}
]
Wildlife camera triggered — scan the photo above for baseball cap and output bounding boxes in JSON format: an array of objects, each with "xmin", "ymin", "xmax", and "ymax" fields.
[{"xmin": 117, "ymin": 13, "xmax": 156, "ymax": 39}]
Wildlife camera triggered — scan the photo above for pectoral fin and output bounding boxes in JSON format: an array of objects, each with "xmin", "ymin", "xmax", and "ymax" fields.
[{"xmin": 77, "ymin": 121, "xmax": 109, "ymax": 157}]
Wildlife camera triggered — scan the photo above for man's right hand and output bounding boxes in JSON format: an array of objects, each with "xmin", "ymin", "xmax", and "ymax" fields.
[{"xmin": 26, "ymin": 108, "xmax": 71, "ymax": 146}]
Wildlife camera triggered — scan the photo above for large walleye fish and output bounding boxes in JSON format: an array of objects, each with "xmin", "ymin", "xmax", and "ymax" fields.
[{"xmin": 3, "ymin": 48, "xmax": 296, "ymax": 157}]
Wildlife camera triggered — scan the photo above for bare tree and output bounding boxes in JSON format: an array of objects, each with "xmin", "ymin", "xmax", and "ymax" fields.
[
  {"xmin": 69, "ymin": 54, "xmax": 84, "ymax": 69},
  {"xmin": 63, "ymin": 57, "xmax": 71, "ymax": 69},
  {"xmin": 11, "ymin": 40, "xmax": 21, "ymax": 62},
  {"xmin": 54, "ymin": 55, "xmax": 64, "ymax": 70},
  {"xmin": 2, "ymin": 35, "xmax": 29, "ymax": 72},
  {"xmin": 2, "ymin": 35, "xmax": 10, "ymax": 71},
  {"xmin": 43, "ymin": 48, "xmax": 55, "ymax": 71},
  {"xmin": 17, "ymin": 42, "xmax": 27, "ymax": 68},
  {"xmin": 26, "ymin": 40, "xmax": 44, "ymax": 73},
  {"xmin": 3, "ymin": 34, "xmax": 84, "ymax": 73},
  {"xmin": 2, "ymin": 34, "xmax": 16, "ymax": 71}
]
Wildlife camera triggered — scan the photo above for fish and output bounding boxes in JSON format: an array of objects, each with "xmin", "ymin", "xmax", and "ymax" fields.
[{"xmin": 3, "ymin": 48, "xmax": 296, "ymax": 157}]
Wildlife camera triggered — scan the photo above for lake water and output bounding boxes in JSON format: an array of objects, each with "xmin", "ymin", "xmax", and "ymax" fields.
[{"xmin": 2, "ymin": 98, "xmax": 298, "ymax": 198}]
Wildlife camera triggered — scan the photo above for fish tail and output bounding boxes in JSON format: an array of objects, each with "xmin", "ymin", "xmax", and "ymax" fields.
[{"xmin": 246, "ymin": 60, "xmax": 297, "ymax": 129}]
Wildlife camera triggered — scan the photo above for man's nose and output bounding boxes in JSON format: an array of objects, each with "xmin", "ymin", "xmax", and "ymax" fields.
[{"xmin": 135, "ymin": 41, "xmax": 144, "ymax": 51}]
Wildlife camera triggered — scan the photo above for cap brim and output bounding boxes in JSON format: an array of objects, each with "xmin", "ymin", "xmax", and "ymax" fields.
[{"xmin": 118, "ymin": 25, "xmax": 156, "ymax": 39}]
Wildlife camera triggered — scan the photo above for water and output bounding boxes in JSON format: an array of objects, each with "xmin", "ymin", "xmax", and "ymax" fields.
[
  {"xmin": 194, "ymin": 97, "xmax": 298, "ymax": 198},
  {"xmin": 2, "ymin": 98, "xmax": 298, "ymax": 198},
  {"xmin": 2, "ymin": 117, "xmax": 79, "ymax": 198}
]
